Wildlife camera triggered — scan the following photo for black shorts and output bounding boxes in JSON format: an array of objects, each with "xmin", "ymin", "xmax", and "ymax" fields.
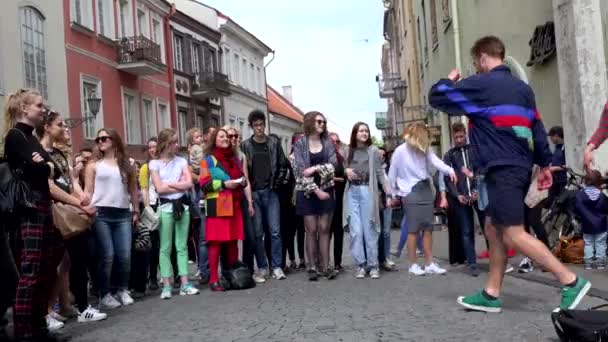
[{"xmin": 485, "ymin": 165, "xmax": 531, "ymax": 228}]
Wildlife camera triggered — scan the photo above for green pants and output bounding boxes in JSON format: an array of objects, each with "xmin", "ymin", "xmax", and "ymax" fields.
[{"xmin": 159, "ymin": 207, "xmax": 190, "ymax": 278}]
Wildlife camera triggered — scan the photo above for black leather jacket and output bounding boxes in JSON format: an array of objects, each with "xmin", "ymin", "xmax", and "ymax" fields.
[{"xmin": 241, "ymin": 134, "xmax": 288, "ymax": 191}]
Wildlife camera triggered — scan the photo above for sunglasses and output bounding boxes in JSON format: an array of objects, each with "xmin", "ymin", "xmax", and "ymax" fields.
[
  {"xmin": 316, "ymin": 120, "xmax": 327, "ymax": 126},
  {"xmin": 95, "ymin": 136, "xmax": 111, "ymax": 144},
  {"xmin": 228, "ymin": 134, "xmax": 239, "ymax": 139}
]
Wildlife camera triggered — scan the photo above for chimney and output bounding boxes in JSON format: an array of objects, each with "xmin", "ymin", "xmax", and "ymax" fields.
[{"xmin": 282, "ymin": 85, "xmax": 293, "ymax": 103}]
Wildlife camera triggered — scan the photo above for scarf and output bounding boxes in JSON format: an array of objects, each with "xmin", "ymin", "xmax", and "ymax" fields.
[{"xmin": 213, "ymin": 146, "xmax": 244, "ymax": 200}]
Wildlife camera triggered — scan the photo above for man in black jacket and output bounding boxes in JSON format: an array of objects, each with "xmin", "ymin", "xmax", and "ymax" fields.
[
  {"xmin": 444, "ymin": 123, "xmax": 485, "ymax": 277},
  {"xmin": 241, "ymin": 110, "xmax": 288, "ymax": 282}
]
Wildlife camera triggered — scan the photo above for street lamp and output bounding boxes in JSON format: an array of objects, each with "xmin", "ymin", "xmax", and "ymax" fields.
[
  {"xmin": 65, "ymin": 95, "xmax": 101, "ymax": 129},
  {"xmin": 393, "ymin": 81, "xmax": 407, "ymax": 105}
]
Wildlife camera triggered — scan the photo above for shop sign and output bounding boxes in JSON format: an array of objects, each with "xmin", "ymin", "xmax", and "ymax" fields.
[{"xmin": 527, "ymin": 21, "xmax": 556, "ymax": 66}]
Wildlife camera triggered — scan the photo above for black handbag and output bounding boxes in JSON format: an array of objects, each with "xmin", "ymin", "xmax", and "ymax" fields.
[
  {"xmin": 552, "ymin": 304, "xmax": 608, "ymax": 341},
  {"xmin": 221, "ymin": 261, "xmax": 256, "ymax": 290},
  {"xmin": 0, "ymin": 129, "xmax": 36, "ymax": 214}
]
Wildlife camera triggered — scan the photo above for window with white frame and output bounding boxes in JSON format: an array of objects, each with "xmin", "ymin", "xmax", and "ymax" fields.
[
  {"xmin": 142, "ymin": 98, "xmax": 157, "ymax": 141},
  {"xmin": 151, "ymin": 15, "xmax": 164, "ymax": 62},
  {"xmin": 233, "ymin": 53, "xmax": 240, "ymax": 85},
  {"xmin": 192, "ymin": 44, "xmax": 200, "ymax": 78},
  {"xmin": 72, "ymin": 0, "xmax": 93, "ymax": 29},
  {"xmin": 137, "ymin": 7, "xmax": 148, "ymax": 38},
  {"xmin": 81, "ymin": 77, "xmax": 102, "ymax": 139},
  {"xmin": 97, "ymin": 0, "xmax": 115, "ymax": 38},
  {"xmin": 20, "ymin": 6, "xmax": 48, "ymax": 99},
  {"xmin": 257, "ymin": 67, "xmax": 264, "ymax": 94},
  {"xmin": 242, "ymin": 58, "xmax": 248, "ymax": 89},
  {"xmin": 250, "ymin": 63, "xmax": 255, "ymax": 93},
  {"xmin": 174, "ymin": 35, "xmax": 183, "ymax": 71},
  {"xmin": 118, "ymin": 0, "xmax": 133, "ymax": 38},
  {"xmin": 178, "ymin": 110, "xmax": 187, "ymax": 146},
  {"xmin": 196, "ymin": 114, "xmax": 204, "ymax": 130},
  {"xmin": 223, "ymin": 48, "xmax": 231, "ymax": 81},
  {"xmin": 158, "ymin": 102, "xmax": 170, "ymax": 129},
  {"xmin": 123, "ymin": 92, "xmax": 141, "ymax": 144}
]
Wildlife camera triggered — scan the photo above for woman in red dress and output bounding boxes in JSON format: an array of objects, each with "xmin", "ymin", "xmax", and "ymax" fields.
[{"xmin": 200, "ymin": 129, "xmax": 246, "ymax": 291}]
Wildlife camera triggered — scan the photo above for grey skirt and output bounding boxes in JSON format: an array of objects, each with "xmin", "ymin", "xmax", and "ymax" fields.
[{"xmin": 401, "ymin": 180, "xmax": 438, "ymax": 233}]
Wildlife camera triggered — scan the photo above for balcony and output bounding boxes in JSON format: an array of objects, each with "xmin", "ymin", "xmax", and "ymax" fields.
[
  {"xmin": 192, "ymin": 71, "xmax": 231, "ymax": 99},
  {"xmin": 376, "ymin": 73, "xmax": 401, "ymax": 98},
  {"xmin": 116, "ymin": 36, "xmax": 166, "ymax": 76}
]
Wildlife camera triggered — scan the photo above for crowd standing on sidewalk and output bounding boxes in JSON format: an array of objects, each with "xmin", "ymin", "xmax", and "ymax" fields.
[{"xmin": 0, "ymin": 35, "xmax": 606, "ymax": 342}]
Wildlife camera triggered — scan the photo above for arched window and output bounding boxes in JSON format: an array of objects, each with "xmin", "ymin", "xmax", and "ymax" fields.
[
  {"xmin": 504, "ymin": 56, "xmax": 529, "ymax": 84},
  {"xmin": 20, "ymin": 6, "xmax": 47, "ymax": 98}
]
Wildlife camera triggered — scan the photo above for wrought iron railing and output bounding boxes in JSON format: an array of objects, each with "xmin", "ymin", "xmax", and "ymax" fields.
[
  {"xmin": 117, "ymin": 35, "xmax": 163, "ymax": 66},
  {"xmin": 193, "ymin": 71, "xmax": 230, "ymax": 94}
]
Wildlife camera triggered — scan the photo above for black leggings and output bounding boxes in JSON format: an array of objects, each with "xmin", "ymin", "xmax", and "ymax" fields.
[
  {"xmin": 0, "ymin": 223, "xmax": 19, "ymax": 320},
  {"xmin": 65, "ymin": 233, "xmax": 91, "ymax": 312},
  {"xmin": 330, "ymin": 185, "xmax": 345, "ymax": 267}
]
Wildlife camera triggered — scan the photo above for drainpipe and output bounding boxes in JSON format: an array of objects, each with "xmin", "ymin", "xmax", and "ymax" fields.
[{"xmin": 264, "ymin": 50, "xmax": 276, "ymax": 134}]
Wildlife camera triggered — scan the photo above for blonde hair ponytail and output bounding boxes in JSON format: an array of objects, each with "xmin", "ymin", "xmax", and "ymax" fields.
[{"xmin": 1, "ymin": 88, "xmax": 41, "ymax": 156}]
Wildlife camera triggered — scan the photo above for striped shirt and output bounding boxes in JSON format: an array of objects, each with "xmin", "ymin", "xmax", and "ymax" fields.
[{"xmin": 589, "ymin": 102, "xmax": 608, "ymax": 147}]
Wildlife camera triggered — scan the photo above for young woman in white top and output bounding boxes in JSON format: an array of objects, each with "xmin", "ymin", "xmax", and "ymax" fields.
[
  {"xmin": 85, "ymin": 128, "xmax": 139, "ymax": 309},
  {"xmin": 388, "ymin": 123, "xmax": 456, "ymax": 276},
  {"xmin": 150, "ymin": 128, "xmax": 200, "ymax": 299}
]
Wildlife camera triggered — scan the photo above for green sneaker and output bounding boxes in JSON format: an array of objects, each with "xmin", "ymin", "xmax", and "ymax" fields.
[
  {"xmin": 558, "ymin": 277, "xmax": 591, "ymax": 311},
  {"xmin": 457, "ymin": 290, "xmax": 502, "ymax": 313}
]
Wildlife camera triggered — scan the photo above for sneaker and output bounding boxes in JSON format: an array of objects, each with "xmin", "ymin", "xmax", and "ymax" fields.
[
  {"xmin": 117, "ymin": 290, "xmax": 134, "ymax": 306},
  {"xmin": 46, "ymin": 315, "xmax": 65, "ymax": 332},
  {"xmin": 180, "ymin": 283, "xmax": 200, "ymax": 296},
  {"xmin": 416, "ymin": 249, "xmax": 423, "ymax": 257},
  {"xmin": 48, "ymin": 311, "xmax": 68, "ymax": 323},
  {"xmin": 504, "ymin": 264, "xmax": 514, "ymax": 274},
  {"xmin": 369, "ymin": 268, "xmax": 381, "ymax": 279},
  {"xmin": 408, "ymin": 264, "xmax": 426, "ymax": 276},
  {"xmin": 457, "ymin": 290, "xmax": 502, "ymax": 313},
  {"xmin": 385, "ymin": 258, "xmax": 396, "ymax": 268},
  {"xmin": 518, "ymin": 257, "xmax": 534, "ymax": 273},
  {"xmin": 584, "ymin": 263, "xmax": 593, "ymax": 270},
  {"xmin": 597, "ymin": 261, "xmax": 606, "ymax": 270},
  {"xmin": 160, "ymin": 286, "xmax": 172, "ymax": 300},
  {"xmin": 254, "ymin": 269, "xmax": 269, "ymax": 283},
  {"xmin": 324, "ymin": 268, "xmax": 339, "ymax": 280},
  {"xmin": 272, "ymin": 268, "xmax": 287, "ymax": 280},
  {"xmin": 77, "ymin": 306, "xmax": 107, "ymax": 323},
  {"xmin": 425, "ymin": 262, "xmax": 447, "ymax": 275},
  {"xmin": 558, "ymin": 277, "xmax": 591, "ymax": 311},
  {"xmin": 100, "ymin": 294, "xmax": 121, "ymax": 309},
  {"xmin": 468, "ymin": 265, "xmax": 480, "ymax": 277},
  {"xmin": 308, "ymin": 268, "xmax": 320, "ymax": 281},
  {"xmin": 355, "ymin": 267, "xmax": 366, "ymax": 279}
]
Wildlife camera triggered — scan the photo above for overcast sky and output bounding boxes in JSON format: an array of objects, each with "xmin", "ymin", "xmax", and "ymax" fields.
[{"xmin": 202, "ymin": 0, "xmax": 386, "ymax": 140}]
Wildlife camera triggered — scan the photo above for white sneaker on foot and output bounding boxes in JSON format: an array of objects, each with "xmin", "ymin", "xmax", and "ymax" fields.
[
  {"xmin": 78, "ymin": 306, "xmax": 107, "ymax": 323},
  {"xmin": 46, "ymin": 315, "xmax": 64, "ymax": 332},
  {"xmin": 385, "ymin": 258, "xmax": 396, "ymax": 267},
  {"xmin": 355, "ymin": 267, "xmax": 366, "ymax": 279},
  {"xmin": 369, "ymin": 268, "xmax": 381, "ymax": 279},
  {"xmin": 425, "ymin": 262, "xmax": 447, "ymax": 275},
  {"xmin": 505, "ymin": 264, "xmax": 515, "ymax": 274},
  {"xmin": 48, "ymin": 311, "xmax": 68, "ymax": 323},
  {"xmin": 408, "ymin": 264, "xmax": 426, "ymax": 276},
  {"xmin": 253, "ymin": 269, "xmax": 268, "ymax": 283},
  {"xmin": 160, "ymin": 286, "xmax": 172, "ymax": 300},
  {"xmin": 272, "ymin": 267, "xmax": 287, "ymax": 280},
  {"xmin": 100, "ymin": 294, "xmax": 121, "ymax": 309},
  {"xmin": 117, "ymin": 290, "xmax": 134, "ymax": 306},
  {"xmin": 180, "ymin": 284, "xmax": 200, "ymax": 296}
]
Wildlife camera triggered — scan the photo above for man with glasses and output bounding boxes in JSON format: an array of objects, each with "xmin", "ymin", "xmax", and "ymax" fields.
[{"xmin": 241, "ymin": 110, "xmax": 289, "ymax": 281}]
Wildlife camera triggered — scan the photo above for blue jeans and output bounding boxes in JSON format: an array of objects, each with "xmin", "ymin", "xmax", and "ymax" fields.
[
  {"xmin": 193, "ymin": 204, "xmax": 209, "ymax": 278},
  {"xmin": 379, "ymin": 207, "xmax": 392, "ymax": 262},
  {"xmin": 95, "ymin": 207, "xmax": 132, "ymax": 296},
  {"xmin": 453, "ymin": 202, "xmax": 477, "ymax": 266},
  {"xmin": 253, "ymin": 189, "xmax": 282, "ymax": 269},
  {"xmin": 583, "ymin": 232, "xmax": 607, "ymax": 264},
  {"xmin": 348, "ymin": 185, "xmax": 379, "ymax": 267},
  {"xmin": 396, "ymin": 215, "xmax": 423, "ymax": 256}
]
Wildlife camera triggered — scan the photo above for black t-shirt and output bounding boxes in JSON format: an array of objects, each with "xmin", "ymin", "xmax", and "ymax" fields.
[{"xmin": 251, "ymin": 139, "xmax": 271, "ymax": 191}]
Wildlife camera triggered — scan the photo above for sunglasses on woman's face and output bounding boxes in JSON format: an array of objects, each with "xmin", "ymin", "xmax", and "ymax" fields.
[
  {"xmin": 95, "ymin": 136, "xmax": 111, "ymax": 144},
  {"xmin": 228, "ymin": 134, "xmax": 238, "ymax": 139},
  {"xmin": 316, "ymin": 119, "xmax": 327, "ymax": 126}
]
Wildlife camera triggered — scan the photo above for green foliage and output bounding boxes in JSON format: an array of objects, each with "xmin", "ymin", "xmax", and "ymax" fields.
[{"xmin": 372, "ymin": 136, "xmax": 383, "ymax": 148}]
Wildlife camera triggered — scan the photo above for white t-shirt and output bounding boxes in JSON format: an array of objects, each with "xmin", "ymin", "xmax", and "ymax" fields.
[{"xmin": 149, "ymin": 156, "xmax": 189, "ymax": 201}]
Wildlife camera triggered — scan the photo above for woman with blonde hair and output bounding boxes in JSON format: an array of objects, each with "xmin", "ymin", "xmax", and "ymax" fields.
[{"xmin": 388, "ymin": 123, "xmax": 456, "ymax": 276}]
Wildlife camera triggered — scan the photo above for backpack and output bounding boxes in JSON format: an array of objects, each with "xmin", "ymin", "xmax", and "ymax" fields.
[
  {"xmin": 552, "ymin": 304, "xmax": 608, "ymax": 341},
  {"xmin": 221, "ymin": 261, "xmax": 256, "ymax": 290}
]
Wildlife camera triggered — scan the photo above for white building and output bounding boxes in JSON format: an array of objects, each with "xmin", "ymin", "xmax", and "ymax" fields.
[
  {"xmin": 217, "ymin": 12, "xmax": 272, "ymax": 139},
  {"xmin": 0, "ymin": 0, "xmax": 69, "ymax": 129}
]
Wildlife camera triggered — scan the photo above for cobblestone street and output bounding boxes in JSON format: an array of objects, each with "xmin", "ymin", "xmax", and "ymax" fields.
[{"xmin": 63, "ymin": 230, "xmax": 607, "ymax": 342}]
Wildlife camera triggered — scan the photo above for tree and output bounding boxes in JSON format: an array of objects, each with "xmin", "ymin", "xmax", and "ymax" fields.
[{"xmin": 371, "ymin": 136, "xmax": 384, "ymax": 148}]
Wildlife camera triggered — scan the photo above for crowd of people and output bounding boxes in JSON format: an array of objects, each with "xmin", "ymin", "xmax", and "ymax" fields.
[{"xmin": 0, "ymin": 34, "xmax": 605, "ymax": 341}]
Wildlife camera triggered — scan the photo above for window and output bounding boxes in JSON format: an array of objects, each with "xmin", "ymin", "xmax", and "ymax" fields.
[
  {"xmin": 81, "ymin": 77, "xmax": 102, "ymax": 139},
  {"xmin": 158, "ymin": 102, "xmax": 170, "ymax": 129},
  {"xmin": 118, "ymin": 0, "xmax": 133, "ymax": 37},
  {"xmin": 178, "ymin": 110, "xmax": 187, "ymax": 146},
  {"xmin": 174, "ymin": 35, "xmax": 183, "ymax": 71},
  {"xmin": 203, "ymin": 47, "xmax": 215, "ymax": 73},
  {"xmin": 250, "ymin": 63, "xmax": 255, "ymax": 92},
  {"xmin": 97, "ymin": 0, "xmax": 115, "ymax": 38},
  {"xmin": 142, "ymin": 98, "xmax": 157, "ymax": 141},
  {"xmin": 137, "ymin": 7, "xmax": 148, "ymax": 37},
  {"xmin": 72, "ymin": 0, "xmax": 93, "ymax": 29},
  {"xmin": 224, "ymin": 48, "xmax": 231, "ymax": 81},
  {"xmin": 233, "ymin": 53, "xmax": 240, "ymax": 85},
  {"xmin": 191, "ymin": 44, "xmax": 200, "ymax": 77},
  {"xmin": 196, "ymin": 114, "xmax": 204, "ymax": 130},
  {"xmin": 421, "ymin": 0, "xmax": 429, "ymax": 61},
  {"xmin": 20, "ymin": 7, "xmax": 48, "ymax": 99},
  {"xmin": 123, "ymin": 92, "xmax": 140, "ymax": 144},
  {"xmin": 242, "ymin": 59, "xmax": 248, "ymax": 89},
  {"xmin": 257, "ymin": 67, "xmax": 264, "ymax": 94},
  {"xmin": 151, "ymin": 15, "xmax": 165, "ymax": 63},
  {"xmin": 430, "ymin": 0, "xmax": 438, "ymax": 47}
]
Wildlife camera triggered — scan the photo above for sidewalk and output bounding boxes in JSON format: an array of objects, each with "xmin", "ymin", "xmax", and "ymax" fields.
[{"xmin": 395, "ymin": 228, "xmax": 608, "ymax": 301}]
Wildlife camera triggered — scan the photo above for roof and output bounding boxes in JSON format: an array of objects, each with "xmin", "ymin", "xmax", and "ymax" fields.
[
  {"xmin": 216, "ymin": 11, "xmax": 272, "ymax": 53},
  {"xmin": 267, "ymin": 86, "xmax": 304, "ymax": 123}
]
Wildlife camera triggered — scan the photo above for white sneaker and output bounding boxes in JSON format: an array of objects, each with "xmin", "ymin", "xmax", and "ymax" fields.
[
  {"xmin": 78, "ymin": 306, "xmax": 107, "ymax": 323},
  {"xmin": 179, "ymin": 284, "xmax": 200, "ymax": 296},
  {"xmin": 355, "ymin": 267, "xmax": 366, "ymax": 279},
  {"xmin": 505, "ymin": 264, "xmax": 515, "ymax": 274},
  {"xmin": 117, "ymin": 290, "xmax": 134, "ymax": 306},
  {"xmin": 425, "ymin": 262, "xmax": 447, "ymax": 275},
  {"xmin": 160, "ymin": 286, "xmax": 172, "ymax": 300},
  {"xmin": 100, "ymin": 294, "xmax": 121, "ymax": 309},
  {"xmin": 253, "ymin": 269, "xmax": 268, "ymax": 283},
  {"xmin": 369, "ymin": 268, "xmax": 381, "ymax": 279},
  {"xmin": 46, "ymin": 315, "xmax": 64, "ymax": 332},
  {"xmin": 518, "ymin": 257, "xmax": 534, "ymax": 273},
  {"xmin": 408, "ymin": 264, "xmax": 426, "ymax": 276},
  {"xmin": 272, "ymin": 267, "xmax": 287, "ymax": 280},
  {"xmin": 385, "ymin": 258, "xmax": 396, "ymax": 267},
  {"xmin": 48, "ymin": 311, "xmax": 68, "ymax": 323}
]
